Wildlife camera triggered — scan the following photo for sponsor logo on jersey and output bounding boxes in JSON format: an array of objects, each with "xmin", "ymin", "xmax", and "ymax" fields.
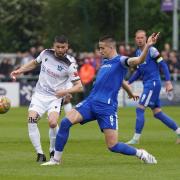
[
  {"xmin": 101, "ymin": 64, "xmax": 112, "ymax": 68},
  {"xmin": 57, "ymin": 65, "xmax": 64, "ymax": 71},
  {"xmin": 47, "ymin": 68, "xmax": 60, "ymax": 78}
]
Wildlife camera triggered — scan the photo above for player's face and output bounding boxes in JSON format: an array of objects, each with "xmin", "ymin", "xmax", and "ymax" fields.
[
  {"xmin": 135, "ymin": 32, "xmax": 147, "ymax": 47},
  {"xmin": 54, "ymin": 42, "xmax": 68, "ymax": 57},
  {"xmin": 99, "ymin": 42, "xmax": 112, "ymax": 59}
]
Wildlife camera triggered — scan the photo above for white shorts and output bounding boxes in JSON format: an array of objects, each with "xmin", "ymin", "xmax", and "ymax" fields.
[{"xmin": 29, "ymin": 92, "xmax": 63, "ymax": 117}]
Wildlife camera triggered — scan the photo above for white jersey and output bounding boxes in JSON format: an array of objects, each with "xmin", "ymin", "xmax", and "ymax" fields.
[{"xmin": 35, "ymin": 49, "xmax": 80, "ymax": 96}]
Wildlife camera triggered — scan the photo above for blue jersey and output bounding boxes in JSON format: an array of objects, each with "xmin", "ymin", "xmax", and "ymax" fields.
[
  {"xmin": 88, "ymin": 55, "xmax": 128, "ymax": 106},
  {"xmin": 136, "ymin": 47, "xmax": 161, "ymax": 84}
]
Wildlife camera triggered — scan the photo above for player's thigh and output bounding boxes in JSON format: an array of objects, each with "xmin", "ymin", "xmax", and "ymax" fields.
[
  {"xmin": 104, "ymin": 129, "xmax": 119, "ymax": 148},
  {"xmin": 29, "ymin": 93, "xmax": 47, "ymax": 117},
  {"xmin": 48, "ymin": 97, "xmax": 63, "ymax": 116},
  {"xmin": 94, "ymin": 102, "xmax": 118, "ymax": 132},
  {"xmin": 75, "ymin": 99, "xmax": 96, "ymax": 125},
  {"xmin": 66, "ymin": 108, "xmax": 84, "ymax": 124},
  {"xmin": 139, "ymin": 82, "xmax": 161, "ymax": 108},
  {"xmin": 139, "ymin": 88, "xmax": 153, "ymax": 107}
]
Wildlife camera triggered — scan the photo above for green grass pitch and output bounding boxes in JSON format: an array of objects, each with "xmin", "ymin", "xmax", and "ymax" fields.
[{"xmin": 0, "ymin": 106, "xmax": 180, "ymax": 180}]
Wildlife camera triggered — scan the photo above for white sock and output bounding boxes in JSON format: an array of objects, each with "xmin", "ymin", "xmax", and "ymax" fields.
[
  {"xmin": 175, "ymin": 127, "xmax": 180, "ymax": 135},
  {"xmin": 136, "ymin": 149, "xmax": 142, "ymax": 157},
  {"xmin": 54, "ymin": 151, "xmax": 63, "ymax": 162},
  {"xmin": 133, "ymin": 133, "xmax": 141, "ymax": 141},
  {"xmin": 28, "ymin": 123, "xmax": 43, "ymax": 154},
  {"xmin": 64, "ymin": 103, "xmax": 72, "ymax": 114},
  {"xmin": 49, "ymin": 125, "xmax": 59, "ymax": 153}
]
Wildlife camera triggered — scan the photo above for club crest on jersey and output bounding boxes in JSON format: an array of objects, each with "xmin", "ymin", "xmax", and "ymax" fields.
[
  {"xmin": 57, "ymin": 65, "xmax": 64, "ymax": 71},
  {"xmin": 45, "ymin": 58, "xmax": 48, "ymax": 62}
]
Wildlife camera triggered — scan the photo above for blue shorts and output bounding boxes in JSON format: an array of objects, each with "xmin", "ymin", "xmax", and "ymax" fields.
[
  {"xmin": 139, "ymin": 81, "xmax": 161, "ymax": 109},
  {"xmin": 75, "ymin": 99, "xmax": 118, "ymax": 132}
]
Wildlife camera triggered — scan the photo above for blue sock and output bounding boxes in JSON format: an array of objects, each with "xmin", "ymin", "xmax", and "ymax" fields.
[
  {"xmin": 55, "ymin": 118, "xmax": 72, "ymax": 152},
  {"xmin": 154, "ymin": 112, "xmax": 178, "ymax": 131},
  {"xmin": 135, "ymin": 108, "xmax": 145, "ymax": 134},
  {"xmin": 109, "ymin": 142, "xmax": 137, "ymax": 155}
]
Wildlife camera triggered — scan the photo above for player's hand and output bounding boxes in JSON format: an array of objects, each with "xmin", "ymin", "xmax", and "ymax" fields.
[
  {"xmin": 10, "ymin": 70, "xmax": 22, "ymax": 81},
  {"xmin": 165, "ymin": 81, "xmax": 173, "ymax": 92},
  {"xmin": 128, "ymin": 93, "xmax": 139, "ymax": 101},
  {"xmin": 55, "ymin": 89, "xmax": 68, "ymax": 98},
  {"xmin": 147, "ymin": 32, "xmax": 160, "ymax": 46}
]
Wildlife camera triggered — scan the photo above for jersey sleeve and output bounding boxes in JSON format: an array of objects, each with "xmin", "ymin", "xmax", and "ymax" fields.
[
  {"xmin": 68, "ymin": 63, "xmax": 80, "ymax": 82},
  {"xmin": 35, "ymin": 50, "xmax": 46, "ymax": 63},
  {"xmin": 120, "ymin": 56, "xmax": 129, "ymax": 68},
  {"xmin": 150, "ymin": 47, "xmax": 163, "ymax": 63}
]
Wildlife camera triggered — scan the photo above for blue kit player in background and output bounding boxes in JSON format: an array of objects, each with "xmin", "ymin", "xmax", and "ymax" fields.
[
  {"xmin": 126, "ymin": 30, "xmax": 180, "ymax": 145},
  {"xmin": 42, "ymin": 32, "xmax": 160, "ymax": 166}
]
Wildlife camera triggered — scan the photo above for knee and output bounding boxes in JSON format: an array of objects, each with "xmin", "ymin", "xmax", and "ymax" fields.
[
  {"xmin": 153, "ymin": 108, "xmax": 161, "ymax": 118},
  {"xmin": 28, "ymin": 114, "xmax": 39, "ymax": 124},
  {"xmin": 136, "ymin": 107, "xmax": 145, "ymax": 114},
  {"xmin": 49, "ymin": 121, "xmax": 58, "ymax": 128}
]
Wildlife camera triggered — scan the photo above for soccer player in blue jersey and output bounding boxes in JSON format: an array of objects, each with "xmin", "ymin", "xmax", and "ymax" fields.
[
  {"xmin": 42, "ymin": 33, "xmax": 159, "ymax": 166},
  {"xmin": 126, "ymin": 30, "xmax": 180, "ymax": 145}
]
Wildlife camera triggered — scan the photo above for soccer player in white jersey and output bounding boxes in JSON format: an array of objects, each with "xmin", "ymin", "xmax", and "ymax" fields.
[{"xmin": 10, "ymin": 35, "xmax": 83, "ymax": 162}]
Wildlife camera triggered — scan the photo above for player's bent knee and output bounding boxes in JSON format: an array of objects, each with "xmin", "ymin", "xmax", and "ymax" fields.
[
  {"xmin": 28, "ymin": 114, "xmax": 40, "ymax": 124},
  {"xmin": 152, "ymin": 108, "xmax": 161, "ymax": 115},
  {"xmin": 49, "ymin": 121, "xmax": 58, "ymax": 128}
]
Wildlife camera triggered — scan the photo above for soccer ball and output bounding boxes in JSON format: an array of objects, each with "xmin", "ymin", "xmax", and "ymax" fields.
[{"xmin": 0, "ymin": 96, "xmax": 11, "ymax": 114}]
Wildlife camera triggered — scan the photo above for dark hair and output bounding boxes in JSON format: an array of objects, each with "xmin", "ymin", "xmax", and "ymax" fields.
[
  {"xmin": 99, "ymin": 35, "xmax": 116, "ymax": 43},
  {"xmin": 54, "ymin": 35, "xmax": 68, "ymax": 43}
]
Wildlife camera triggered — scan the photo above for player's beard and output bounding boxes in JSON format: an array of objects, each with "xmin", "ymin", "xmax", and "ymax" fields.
[{"xmin": 55, "ymin": 52, "xmax": 65, "ymax": 58}]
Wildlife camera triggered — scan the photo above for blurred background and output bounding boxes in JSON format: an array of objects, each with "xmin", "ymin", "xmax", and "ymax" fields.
[{"xmin": 0, "ymin": 0, "xmax": 180, "ymax": 107}]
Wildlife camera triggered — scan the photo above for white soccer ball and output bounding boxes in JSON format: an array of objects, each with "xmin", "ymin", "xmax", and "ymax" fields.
[{"xmin": 0, "ymin": 96, "xmax": 11, "ymax": 114}]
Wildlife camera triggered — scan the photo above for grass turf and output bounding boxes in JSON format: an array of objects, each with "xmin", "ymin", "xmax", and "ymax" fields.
[{"xmin": 0, "ymin": 106, "xmax": 180, "ymax": 180}]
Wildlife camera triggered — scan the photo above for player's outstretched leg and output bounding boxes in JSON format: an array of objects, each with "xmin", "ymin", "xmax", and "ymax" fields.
[
  {"xmin": 105, "ymin": 129, "xmax": 157, "ymax": 164},
  {"xmin": 154, "ymin": 111, "xmax": 180, "ymax": 144},
  {"xmin": 126, "ymin": 108, "xmax": 145, "ymax": 145},
  {"xmin": 28, "ymin": 113, "xmax": 46, "ymax": 162},
  {"xmin": 41, "ymin": 117, "xmax": 72, "ymax": 166},
  {"xmin": 109, "ymin": 143, "xmax": 157, "ymax": 164}
]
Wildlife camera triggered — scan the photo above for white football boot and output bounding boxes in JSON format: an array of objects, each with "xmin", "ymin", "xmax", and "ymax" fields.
[
  {"xmin": 41, "ymin": 158, "xmax": 60, "ymax": 166},
  {"xmin": 138, "ymin": 149, "xmax": 157, "ymax": 164}
]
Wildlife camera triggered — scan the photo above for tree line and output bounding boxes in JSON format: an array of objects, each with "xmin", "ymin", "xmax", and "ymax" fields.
[{"xmin": 0, "ymin": 0, "xmax": 176, "ymax": 52}]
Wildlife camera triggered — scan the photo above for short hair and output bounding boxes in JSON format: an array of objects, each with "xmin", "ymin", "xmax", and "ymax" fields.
[
  {"xmin": 54, "ymin": 35, "xmax": 68, "ymax": 44},
  {"xmin": 99, "ymin": 35, "xmax": 116, "ymax": 47},
  {"xmin": 99, "ymin": 35, "xmax": 115, "ymax": 43},
  {"xmin": 135, "ymin": 29, "xmax": 147, "ymax": 36}
]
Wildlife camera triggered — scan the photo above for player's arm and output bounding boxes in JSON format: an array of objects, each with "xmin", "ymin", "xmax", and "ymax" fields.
[
  {"xmin": 127, "ymin": 32, "xmax": 160, "ymax": 67},
  {"xmin": 128, "ymin": 70, "xmax": 141, "ymax": 84},
  {"xmin": 56, "ymin": 80, "xmax": 83, "ymax": 97},
  {"xmin": 67, "ymin": 80, "xmax": 83, "ymax": 94},
  {"xmin": 157, "ymin": 56, "xmax": 173, "ymax": 92},
  {"xmin": 10, "ymin": 60, "xmax": 38, "ymax": 80},
  {"xmin": 56, "ymin": 62, "xmax": 83, "ymax": 98},
  {"xmin": 122, "ymin": 80, "xmax": 139, "ymax": 101}
]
